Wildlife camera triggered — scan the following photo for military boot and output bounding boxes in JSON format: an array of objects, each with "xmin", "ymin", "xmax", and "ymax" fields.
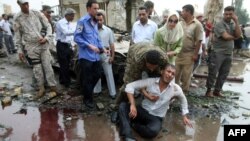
[
  {"xmin": 49, "ymin": 86, "xmax": 57, "ymax": 98},
  {"xmin": 35, "ymin": 85, "xmax": 45, "ymax": 99}
]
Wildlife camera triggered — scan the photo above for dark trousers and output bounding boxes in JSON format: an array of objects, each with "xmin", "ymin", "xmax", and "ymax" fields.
[
  {"xmin": 118, "ymin": 102, "xmax": 163, "ymax": 139},
  {"xmin": 79, "ymin": 58, "xmax": 102, "ymax": 102},
  {"xmin": 0, "ymin": 32, "xmax": 3, "ymax": 49},
  {"xmin": 56, "ymin": 41, "xmax": 73, "ymax": 87},
  {"xmin": 206, "ymin": 51, "xmax": 232, "ymax": 92}
]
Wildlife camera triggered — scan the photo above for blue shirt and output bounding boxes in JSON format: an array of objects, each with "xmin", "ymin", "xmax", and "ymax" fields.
[{"xmin": 74, "ymin": 14, "xmax": 103, "ymax": 61}]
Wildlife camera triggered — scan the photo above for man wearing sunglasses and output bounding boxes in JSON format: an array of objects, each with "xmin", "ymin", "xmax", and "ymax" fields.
[{"xmin": 175, "ymin": 4, "xmax": 203, "ymax": 95}]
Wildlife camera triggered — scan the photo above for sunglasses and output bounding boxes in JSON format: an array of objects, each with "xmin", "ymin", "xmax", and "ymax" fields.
[{"xmin": 168, "ymin": 19, "xmax": 178, "ymax": 24}]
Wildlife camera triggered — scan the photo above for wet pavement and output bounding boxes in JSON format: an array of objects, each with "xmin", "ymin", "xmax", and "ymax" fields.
[{"xmin": 1, "ymin": 54, "xmax": 250, "ymax": 141}]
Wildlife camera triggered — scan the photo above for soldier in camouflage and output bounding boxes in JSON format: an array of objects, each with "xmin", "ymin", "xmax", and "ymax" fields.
[
  {"xmin": 14, "ymin": 0, "xmax": 57, "ymax": 98},
  {"xmin": 115, "ymin": 42, "xmax": 168, "ymax": 105}
]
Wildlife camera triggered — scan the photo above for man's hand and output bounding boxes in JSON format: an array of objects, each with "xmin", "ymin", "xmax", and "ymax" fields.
[
  {"xmin": 109, "ymin": 56, "xmax": 114, "ymax": 64},
  {"xmin": 166, "ymin": 51, "xmax": 176, "ymax": 57},
  {"xmin": 129, "ymin": 104, "xmax": 137, "ymax": 119},
  {"xmin": 19, "ymin": 53, "xmax": 25, "ymax": 63},
  {"xmin": 192, "ymin": 54, "xmax": 198, "ymax": 61},
  {"xmin": 183, "ymin": 115, "xmax": 193, "ymax": 128},
  {"xmin": 89, "ymin": 44, "xmax": 100, "ymax": 53},
  {"xmin": 38, "ymin": 37, "xmax": 47, "ymax": 44},
  {"xmin": 232, "ymin": 14, "xmax": 239, "ymax": 23}
]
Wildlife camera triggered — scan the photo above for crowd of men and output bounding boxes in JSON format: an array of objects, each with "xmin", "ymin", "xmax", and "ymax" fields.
[{"xmin": 0, "ymin": 0, "xmax": 246, "ymax": 140}]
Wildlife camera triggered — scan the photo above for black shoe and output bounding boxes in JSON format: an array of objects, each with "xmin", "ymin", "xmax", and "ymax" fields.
[
  {"xmin": 84, "ymin": 100, "xmax": 95, "ymax": 109},
  {"xmin": 93, "ymin": 92, "xmax": 102, "ymax": 97},
  {"xmin": 111, "ymin": 111, "xmax": 119, "ymax": 123}
]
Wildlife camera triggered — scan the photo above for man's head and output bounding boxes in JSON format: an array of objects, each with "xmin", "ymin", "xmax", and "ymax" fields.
[
  {"xmin": 196, "ymin": 13, "xmax": 203, "ymax": 22},
  {"xmin": 96, "ymin": 11, "xmax": 105, "ymax": 29},
  {"xmin": 144, "ymin": 0, "xmax": 154, "ymax": 16},
  {"xmin": 86, "ymin": 0, "xmax": 99, "ymax": 18},
  {"xmin": 181, "ymin": 4, "xmax": 194, "ymax": 20},
  {"xmin": 145, "ymin": 50, "xmax": 161, "ymax": 72},
  {"xmin": 42, "ymin": 5, "xmax": 54, "ymax": 20},
  {"xmin": 2, "ymin": 14, "xmax": 8, "ymax": 20},
  {"xmin": 138, "ymin": 6, "xmax": 148, "ymax": 25},
  {"xmin": 64, "ymin": 8, "xmax": 76, "ymax": 22},
  {"xmin": 162, "ymin": 9, "xmax": 169, "ymax": 24},
  {"xmin": 160, "ymin": 63, "xmax": 176, "ymax": 83},
  {"xmin": 17, "ymin": 0, "xmax": 29, "ymax": 14},
  {"xmin": 223, "ymin": 6, "xmax": 235, "ymax": 23}
]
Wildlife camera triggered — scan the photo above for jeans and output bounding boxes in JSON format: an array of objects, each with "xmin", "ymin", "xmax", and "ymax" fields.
[
  {"xmin": 79, "ymin": 58, "xmax": 102, "ymax": 102},
  {"xmin": 4, "ymin": 34, "xmax": 15, "ymax": 53},
  {"xmin": 119, "ymin": 102, "xmax": 162, "ymax": 139}
]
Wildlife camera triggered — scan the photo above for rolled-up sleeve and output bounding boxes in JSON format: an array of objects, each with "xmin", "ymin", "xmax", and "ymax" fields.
[
  {"xmin": 125, "ymin": 78, "xmax": 155, "ymax": 94},
  {"xmin": 174, "ymin": 84, "xmax": 189, "ymax": 115}
]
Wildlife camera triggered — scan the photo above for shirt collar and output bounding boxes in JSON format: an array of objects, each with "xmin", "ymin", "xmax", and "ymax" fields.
[
  {"xmin": 137, "ymin": 20, "xmax": 150, "ymax": 26},
  {"xmin": 155, "ymin": 78, "xmax": 174, "ymax": 87}
]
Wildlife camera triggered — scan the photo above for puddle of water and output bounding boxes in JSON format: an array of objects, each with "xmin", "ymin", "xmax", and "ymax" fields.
[{"xmin": 0, "ymin": 102, "xmax": 120, "ymax": 141}]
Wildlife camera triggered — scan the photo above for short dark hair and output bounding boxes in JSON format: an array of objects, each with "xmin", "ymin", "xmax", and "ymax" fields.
[
  {"xmin": 224, "ymin": 6, "xmax": 235, "ymax": 12},
  {"xmin": 2, "ymin": 14, "xmax": 7, "ymax": 18},
  {"xmin": 161, "ymin": 63, "xmax": 176, "ymax": 71},
  {"xmin": 86, "ymin": 0, "xmax": 98, "ymax": 8},
  {"xmin": 182, "ymin": 4, "xmax": 194, "ymax": 15},
  {"xmin": 145, "ymin": 50, "xmax": 161, "ymax": 65},
  {"xmin": 144, "ymin": 1, "xmax": 154, "ymax": 9},
  {"xmin": 138, "ymin": 6, "xmax": 147, "ymax": 12}
]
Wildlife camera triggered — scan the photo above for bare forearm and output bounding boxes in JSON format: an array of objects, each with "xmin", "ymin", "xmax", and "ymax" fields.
[
  {"xmin": 234, "ymin": 21, "xmax": 242, "ymax": 38},
  {"xmin": 127, "ymin": 93, "xmax": 136, "ymax": 106}
]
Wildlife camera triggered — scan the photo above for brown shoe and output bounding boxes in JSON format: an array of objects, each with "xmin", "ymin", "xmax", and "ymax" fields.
[
  {"xmin": 205, "ymin": 91, "xmax": 214, "ymax": 97},
  {"xmin": 213, "ymin": 91, "xmax": 225, "ymax": 97}
]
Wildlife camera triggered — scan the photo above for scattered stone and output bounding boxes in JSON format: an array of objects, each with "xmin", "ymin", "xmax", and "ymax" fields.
[
  {"xmin": 66, "ymin": 117, "xmax": 72, "ymax": 121},
  {"xmin": 230, "ymin": 96, "xmax": 239, "ymax": 100},
  {"xmin": 242, "ymin": 112, "xmax": 250, "ymax": 117},
  {"xmin": 96, "ymin": 102, "xmax": 104, "ymax": 110},
  {"xmin": 162, "ymin": 128, "xmax": 168, "ymax": 133},
  {"xmin": 229, "ymin": 113, "xmax": 239, "ymax": 119},
  {"xmin": 202, "ymin": 104, "xmax": 210, "ymax": 108},
  {"xmin": 109, "ymin": 104, "xmax": 116, "ymax": 110},
  {"xmin": 1, "ymin": 97, "xmax": 12, "ymax": 106},
  {"xmin": 221, "ymin": 118, "xmax": 229, "ymax": 126},
  {"xmin": 97, "ymin": 111, "xmax": 102, "ymax": 116},
  {"xmin": 14, "ymin": 87, "xmax": 22, "ymax": 95}
]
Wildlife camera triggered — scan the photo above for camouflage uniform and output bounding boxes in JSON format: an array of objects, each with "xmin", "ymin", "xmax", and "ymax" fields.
[
  {"xmin": 115, "ymin": 42, "xmax": 168, "ymax": 104},
  {"xmin": 14, "ymin": 10, "xmax": 56, "ymax": 87}
]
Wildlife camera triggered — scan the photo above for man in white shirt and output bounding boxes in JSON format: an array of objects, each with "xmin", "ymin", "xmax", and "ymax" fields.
[
  {"xmin": 93, "ymin": 11, "xmax": 116, "ymax": 99},
  {"xmin": 118, "ymin": 63, "xmax": 192, "ymax": 140},
  {"xmin": 55, "ymin": 8, "xmax": 76, "ymax": 88},
  {"xmin": 131, "ymin": 6, "xmax": 157, "ymax": 44},
  {"xmin": 1, "ymin": 14, "xmax": 15, "ymax": 54}
]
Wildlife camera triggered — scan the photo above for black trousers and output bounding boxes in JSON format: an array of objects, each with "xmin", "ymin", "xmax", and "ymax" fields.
[
  {"xmin": 118, "ymin": 102, "xmax": 163, "ymax": 139},
  {"xmin": 56, "ymin": 41, "xmax": 73, "ymax": 87},
  {"xmin": 79, "ymin": 58, "xmax": 102, "ymax": 102}
]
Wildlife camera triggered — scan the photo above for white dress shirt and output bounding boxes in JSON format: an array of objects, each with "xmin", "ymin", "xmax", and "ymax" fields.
[
  {"xmin": 0, "ymin": 20, "xmax": 12, "ymax": 36},
  {"xmin": 55, "ymin": 18, "xmax": 75, "ymax": 44},
  {"xmin": 132, "ymin": 19, "xmax": 158, "ymax": 44},
  {"xmin": 125, "ymin": 78, "xmax": 189, "ymax": 118}
]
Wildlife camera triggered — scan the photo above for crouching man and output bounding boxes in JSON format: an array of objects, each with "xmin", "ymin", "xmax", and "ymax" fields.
[{"xmin": 118, "ymin": 63, "xmax": 192, "ymax": 140}]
